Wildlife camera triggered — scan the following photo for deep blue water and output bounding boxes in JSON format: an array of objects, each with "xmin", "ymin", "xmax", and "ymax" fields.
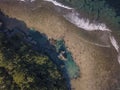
[
  {"xmin": 105, "ymin": 0, "xmax": 120, "ymax": 16},
  {"xmin": 29, "ymin": 29, "xmax": 48, "ymax": 46}
]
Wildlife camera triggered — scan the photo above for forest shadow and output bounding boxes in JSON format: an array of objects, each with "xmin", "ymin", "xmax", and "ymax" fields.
[{"xmin": 0, "ymin": 10, "xmax": 73, "ymax": 90}]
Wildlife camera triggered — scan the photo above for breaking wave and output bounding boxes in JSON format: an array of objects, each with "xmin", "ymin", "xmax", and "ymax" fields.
[{"xmin": 44, "ymin": 0, "xmax": 120, "ymax": 64}]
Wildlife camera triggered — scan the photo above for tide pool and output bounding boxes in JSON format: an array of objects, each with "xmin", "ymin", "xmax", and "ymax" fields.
[
  {"xmin": 55, "ymin": 39, "xmax": 80, "ymax": 79},
  {"xmin": 29, "ymin": 29, "xmax": 80, "ymax": 79}
]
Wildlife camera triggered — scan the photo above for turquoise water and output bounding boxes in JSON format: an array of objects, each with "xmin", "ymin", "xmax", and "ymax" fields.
[
  {"xmin": 29, "ymin": 29, "xmax": 80, "ymax": 79},
  {"xmin": 55, "ymin": 39, "xmax": 80, "ymax": 79}
]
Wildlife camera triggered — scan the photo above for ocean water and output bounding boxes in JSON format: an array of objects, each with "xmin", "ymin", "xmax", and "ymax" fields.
[
  {"xmin": 55, "ymin": 39, "xmax": 80, "ymax": 79},
  {"xmin": 105, "ymin": 0, "xmax": 120, "ymax": 16},
  {"xmin": 29, "ymin": 29, "xmax": 48, "ymax": 46}
]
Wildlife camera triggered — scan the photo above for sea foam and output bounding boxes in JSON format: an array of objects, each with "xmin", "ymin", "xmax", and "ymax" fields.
[{"xmin": 44, "ymin": 0, "xmax": 120, "ymax": 64}]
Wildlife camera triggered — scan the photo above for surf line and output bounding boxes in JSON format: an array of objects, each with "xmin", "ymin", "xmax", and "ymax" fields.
[{"xmin": 44, "ymin": 0, "xmax": 120, "ymax": 64}]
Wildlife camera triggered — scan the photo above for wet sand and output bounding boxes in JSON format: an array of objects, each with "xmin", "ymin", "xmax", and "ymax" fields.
[{"xmin": 0, "ymin": 1, "xmax": 120, "ymax": 90}]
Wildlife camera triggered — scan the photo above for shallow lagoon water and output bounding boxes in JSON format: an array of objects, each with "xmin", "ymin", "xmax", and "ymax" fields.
[
  {"xmin": 29, "ymin": 29, "xmax": 80, "ymax": 79},
  {"xmin": 55, "ymin": 39, "xmax": 80, "ymax": 79}
]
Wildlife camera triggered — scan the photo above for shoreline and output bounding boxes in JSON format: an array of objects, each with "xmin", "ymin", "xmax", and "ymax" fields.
[{"xmin": 0, "ymin": 1, "xmax": 120, "ymax": 90}]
